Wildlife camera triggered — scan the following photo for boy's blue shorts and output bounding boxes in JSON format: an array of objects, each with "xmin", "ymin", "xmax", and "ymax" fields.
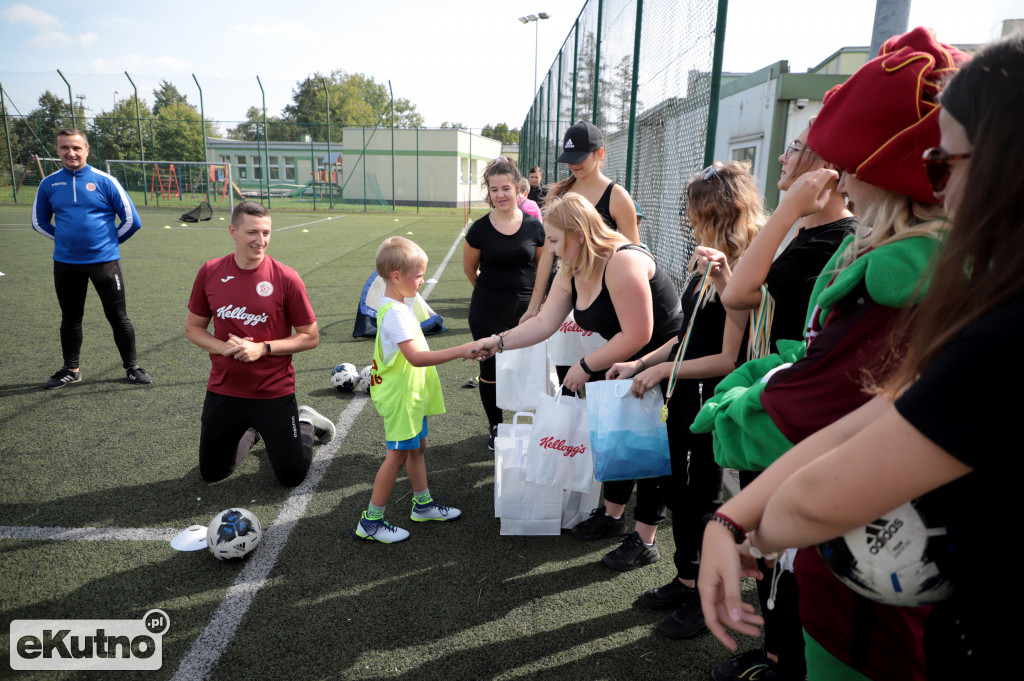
[{"xmin": 387, "ymin": 417, "xmax": 429, "ymax": 451}]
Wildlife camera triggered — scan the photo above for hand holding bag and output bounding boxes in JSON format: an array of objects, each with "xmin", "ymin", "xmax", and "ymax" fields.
[
  {"xmin": 587, "ymin": 379, "xmax": 671, "ymax": 481},
  {"xmin": 496, "ymin": 342, "xmax": 552, "ymax": 412},
  {"xmin": 524, "ymin": 390, "xmax": 594, "ymax": 493}
]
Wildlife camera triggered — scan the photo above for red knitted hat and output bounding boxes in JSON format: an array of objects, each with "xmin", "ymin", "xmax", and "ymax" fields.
[{"xmin": 808, "ymin": 27, "xmax": 970, "ymax": 204}]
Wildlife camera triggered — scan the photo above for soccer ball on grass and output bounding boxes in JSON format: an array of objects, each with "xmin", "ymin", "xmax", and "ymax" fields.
[
  {"xmin": 331, "ymin": 363, "xmax": 359, "ymax": 392},
  {"xmin": 357, "ymin": 364, "xmax": 373, "ymax": 392},
  {"xmin": 207, "ymin": 508, "xmax": 262, "ymax": 560}
]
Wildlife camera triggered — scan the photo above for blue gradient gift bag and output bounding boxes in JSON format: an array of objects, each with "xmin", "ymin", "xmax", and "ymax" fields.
[{"xmin": 586, "ymin": 380, "xmax": 670, "ymax": 481}]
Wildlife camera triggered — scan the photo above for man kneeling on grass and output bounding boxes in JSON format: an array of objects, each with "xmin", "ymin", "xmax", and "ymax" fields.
[
  {"xmin": 353, "ymin": 236, "xmax": 480, "ymax": 543},
  {"xmin": 184, "ymin": 201, "xmax": 334, "ymax": 487}
]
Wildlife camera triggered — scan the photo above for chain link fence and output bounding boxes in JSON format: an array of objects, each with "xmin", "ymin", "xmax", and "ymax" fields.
[{"xmin": 520, "ymin": 0, "xmax": 725, "ymax": 286}]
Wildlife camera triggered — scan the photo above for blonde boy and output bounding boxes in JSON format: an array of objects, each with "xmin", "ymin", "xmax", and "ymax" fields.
[{"xmin": 355, "ymin": 237, "xmax": 478, "ymax": 543}]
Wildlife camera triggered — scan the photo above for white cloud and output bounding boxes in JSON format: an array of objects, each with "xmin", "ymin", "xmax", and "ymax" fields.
[
  {"xmin": 227, "ymin": 22, "xmax": 314, "ymax": 40},
  {"xmin": 79, "ymin": 32, "xmax": 99, "ymax": 48},
  {"xmin": 88, "ymin": 53, "xmax": 191, "ymax": 74},
  {"xmin": 0, "ymin": 3, "xmax": 61, "ymax": 29}
]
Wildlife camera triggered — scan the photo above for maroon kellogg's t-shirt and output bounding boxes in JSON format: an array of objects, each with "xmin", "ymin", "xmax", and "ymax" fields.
[{"xmin": 188, "ymin": 254, "xmax": 315, "ymax": 399}]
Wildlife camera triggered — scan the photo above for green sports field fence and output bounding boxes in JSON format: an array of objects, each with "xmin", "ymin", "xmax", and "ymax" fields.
[{"xmin": 520, "ymin": 0, "xmax": 726, "ymax": 287}]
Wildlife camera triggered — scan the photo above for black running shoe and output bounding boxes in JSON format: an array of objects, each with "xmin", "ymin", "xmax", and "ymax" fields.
[
  {"xmin": 44, "ymin": 367, "xmax": 81, "ymax": 389},
  {"xmin": 125, "ymin": 366, "xmax": 152, "ymax": 384},
  {"xmin": 487, "ymin": 425, "xmax": 498, "ymax": 451},
  {"xmin": 602, "ymin": 531, "xmax": 660, "ymax": 571},
  {"xmin": 638, "ymin": 578, "xmax": 692, "ymax": 609},
  {"xmin": 658, "ymin": 588, "xmax": 707, "ymax": 639},
  {"xmin": 711, "ymin": 648, "xmax": 778, "ymax": 681},
  {"xmin": 571, "ymin": 505, "xmax": 629, "ymax": 540}
]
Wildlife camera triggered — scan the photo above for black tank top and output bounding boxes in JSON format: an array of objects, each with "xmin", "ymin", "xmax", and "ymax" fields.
[
  {"xmin": 571, "ymin": 244, "xmax": 682, "ymax": 359},
  {"xmin": 593, "ymin": 182, "xmax": 616, "ymax": 230}
]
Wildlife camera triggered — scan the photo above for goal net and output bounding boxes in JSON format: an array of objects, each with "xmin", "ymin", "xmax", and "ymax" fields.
[{"xmin": 104, "ymin": 160, "xmax": 235, "ymax": 214}]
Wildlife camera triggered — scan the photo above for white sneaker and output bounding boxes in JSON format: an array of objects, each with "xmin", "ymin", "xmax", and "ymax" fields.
[
  {"xmin": 411, "ymin": 499, "xmax": 462, "ymax": 522},
  {"xmin": 298, "ymin": 405, "xmax": 335, "ymax": 445},
  {"xmin": 353, "ymin": 513, "xmax": 410, "ymax": 543}
]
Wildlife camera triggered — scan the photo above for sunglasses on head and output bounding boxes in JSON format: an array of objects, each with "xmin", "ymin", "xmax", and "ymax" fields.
[
  {"xmin": 701, "ymin": 163, "xmax": 722, "ymax": 181},
  {"xmin": 922, "ymin": 147, "xmax": 971, "ymax": 193}
]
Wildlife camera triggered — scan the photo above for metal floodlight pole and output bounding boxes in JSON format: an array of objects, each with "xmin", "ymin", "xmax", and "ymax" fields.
[
  {"xmin": 192, "ymin": 74, "xmax": 210, "ymax": 204},
  {"xmin": 124, "ymin": 72, "xmax": 147, "ymax": 205},
  {"xmin": 704, "ymin": 0, "xmax": 730, "ymax": 167},
  {"xmin": 57, "ymin": 70, "xmax": 75, "ymax": 129},
  {"xmin": 624, "ymin": 0, "xmax": 643, "ymax": 193},
  {"xmin": 257, "ymin": 76, "xmax": 270, "ymax": 209},
  {"xmin": 519, "ymin": 13, "xmax": 550, "ymax": 104}
]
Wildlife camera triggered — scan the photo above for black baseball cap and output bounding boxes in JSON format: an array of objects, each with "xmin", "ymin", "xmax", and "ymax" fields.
[{"xmin": 557, "ymin": 121, "xmax": 604, "ymax": 164}]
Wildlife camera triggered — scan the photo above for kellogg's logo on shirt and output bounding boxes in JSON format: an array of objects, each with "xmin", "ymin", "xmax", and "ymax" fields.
[
  {"xmin": 256, "ymin": 281, "xmax": 274, "ymax": 297},
  {"xmin": 85, "ymin": 182, "xmax": 97, "ymax": 192},
  {"xmin": 215, "ymin": 305, "xmax": 269, "ymax": 326}
]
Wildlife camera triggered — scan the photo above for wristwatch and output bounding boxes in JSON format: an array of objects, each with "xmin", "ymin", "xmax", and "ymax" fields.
[{"xmin": 579, "ymin": 356, "xmax": 598, "ymax": 375}]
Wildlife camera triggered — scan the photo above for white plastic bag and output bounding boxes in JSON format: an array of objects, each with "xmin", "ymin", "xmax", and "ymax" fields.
[
  {"xmin": 494, "ymin": 413, "xmax": 563, "ymax": 535},
  {"xmin": 547, "ymin": 312, "xmax": 608, "ymax": 366},
  {"xmin": 525, "ymin": 390, "xmax": 594, "ymax": 493},
  {"xmin": 561, "ymin": 477, "xmax": 602, "ymax": 529},
  {"xmin": 496, "ymin": 342, "xmax": 552, "ymax": 412}
]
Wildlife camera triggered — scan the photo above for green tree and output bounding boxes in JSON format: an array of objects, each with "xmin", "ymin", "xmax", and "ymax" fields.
[
  {"xmin": 226, "ymin": 106, "xmax": 294, "ymax": 143},
  {"xmin": 91, "ymin": 95, "xmax": 153, "ymax": 163},
  {"xmin": 152, "ymin": 80, "xmax": 189, "ymax": 116},
  {"xmin": 153, "ymin": 101, "xmax": 216, "ymax": 161},
  {"xmin": 14, "ymin": 91, "xmax": 85, "ymax": 163},
  {"xmin": 1, "ymin": 101, "xmax": 23, "ymax": 182},
  {"xmin": 439, "ymin": 121, "xmax": 467, "ymax": 130},
  {"xmin": 481, "ymin": 123, "xmax": 520, "ymax": 145}
]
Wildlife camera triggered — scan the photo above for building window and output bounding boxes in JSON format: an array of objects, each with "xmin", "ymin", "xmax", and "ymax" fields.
[
  {"xmin": 269, "ymin": 156, "xmax": 279, "ymax": 181},
  {"xmin": 284, "ymin": 156, "xmax": 295, "ymax": 181},
  {"xmin": 252, "ymin": 156, "xmax": 262, "ymax": 180},
  {"xmin": 732, "ymin": 146, "xmax": 756, "ymax": 171},
  {"xmin": 236, "ymin": 155, "xmax": 247, "ymax": 180}
]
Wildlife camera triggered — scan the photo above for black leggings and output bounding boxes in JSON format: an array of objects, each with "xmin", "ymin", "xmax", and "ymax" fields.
[
  {"xmin": 199, "ymin": 392, "xmax": 314, "ymax": 487},
  {"xmin": 468, "ymin": 285, "xmax": 530, "ymax": 428},
  {"xmin": 53, "ymin": 259, "xmax": 137, "ymax": 369}
]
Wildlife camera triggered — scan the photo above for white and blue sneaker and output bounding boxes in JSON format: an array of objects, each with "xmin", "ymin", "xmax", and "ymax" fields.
[
  {"xmin": 352, "ymin": 512, "xmax": 410, "ymax": 543},
  {"xmin": 410, "ymin": 499, "xmax": 462, "ymax": 522}
]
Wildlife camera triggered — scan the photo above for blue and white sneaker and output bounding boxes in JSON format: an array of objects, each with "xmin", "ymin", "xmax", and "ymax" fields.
[
  {"xmin": 411, "ymin": 499, "xmax": 462, "ymax": 522},
  {"xmin": 352, "ymin": 513, "xmax": 409, "ymax": 543}
]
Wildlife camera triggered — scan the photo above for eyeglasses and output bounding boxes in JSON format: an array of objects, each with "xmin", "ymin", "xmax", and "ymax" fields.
[
  {"xmin": 784, "ymin": 142, "xmax": 808, "ymax": 158},
  {"xmin": 921, "ymin": 147, "xmax": 971, "ymax": 193}
]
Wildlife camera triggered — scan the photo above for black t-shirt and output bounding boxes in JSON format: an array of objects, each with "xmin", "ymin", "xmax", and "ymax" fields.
[
  {"xmin": 893, "ymin": 291, "xmax": 1024, "ymax": 676},
  {"xmin": 465, "ymin": 213, "xmax": 546, "ymax": 292},
  {"xmin": 571, "ymin": 244, "xmax": 682, "ymax": 359},
  {"xmin": 765, "ymin": 217, "xmax": 857, "ymax": 344},
  {"xmin": 527, "ymin": 185, "xmax": 548, "ymax": 207}
]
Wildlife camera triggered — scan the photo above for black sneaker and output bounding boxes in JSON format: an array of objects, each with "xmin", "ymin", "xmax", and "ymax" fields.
[
  {"xmin": 711, "ymin": 648, "xmax": 778, "ymax": 681},
  {"xmin": 125, "ymin": 366, "xmax": 152, "ymax": 384},
  {"xmin": 602, "ymin": 531, "xmax": 660, "ymax": 571},
  {"xmin": 658, "ymin": 587, "xmax": 707, "ymax": 639},
  {"xmin": 44, "ymin": 367, "xmax": 81, "ymax": 389},
  {"xmin": 487, "ymin": 425, "xmax": 498, "ymax": 451},
  {"xmin": 638, "ymin": 578, "xmax": 692, "ymax": 609},
  {"xmin": 571, "ymin": 505, "xmax": 629, "ymax": 540}
]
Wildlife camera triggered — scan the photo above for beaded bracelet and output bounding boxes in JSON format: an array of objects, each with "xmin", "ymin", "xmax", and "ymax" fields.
[{"xmin": 706, "ymin": 511, "xmax": 746, "ymax": 544}]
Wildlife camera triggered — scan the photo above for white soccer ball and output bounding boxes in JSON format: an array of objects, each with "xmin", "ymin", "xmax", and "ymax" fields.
[
  {"xmin": 357, "ymin": 364, "xmax": 373, "ymax": 391},
  {"xmin": 330, "ymin": 363, "xmax": 359, "ymax": 392},
  {"xmin": 207, "ymin": 508, "xmax": 262, "ymax": 560},
  {"xmin": 817, "ymin": 499, "xmax": 954, "ymax": 606}
]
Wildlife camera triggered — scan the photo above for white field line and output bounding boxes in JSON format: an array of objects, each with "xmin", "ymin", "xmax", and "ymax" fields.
[
  {"xmin": 0, "ymin": 526, "xmax": 179, "ymax": 541},
  {"xmin": 170, "ymin": 222, "xmax": 465, "ymax": 681},
  {"xmin": 274, "ymin": 215, "xmax": 346, "ymax": 232}
]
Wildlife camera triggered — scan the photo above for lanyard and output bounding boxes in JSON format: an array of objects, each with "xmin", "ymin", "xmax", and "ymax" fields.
[{"xmin": 660, "ymin": 267, "xmax": 713, "ymax": 422}]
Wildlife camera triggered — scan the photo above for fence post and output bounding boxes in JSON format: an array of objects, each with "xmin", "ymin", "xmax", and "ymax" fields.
[
  {"xmin": 544, "ymin": 75, "xmax": 551, "ymax": 180},
  {"xmin": 124, "ymin": 72, "xmax": 147, "ymax": 205},
  {"xmin": 704, "ymin": 0, "xmax": 730, "ymax": 166},
  {"xmin": 556, "ymin": 49, "xmax": 563, "ymax": 182},
  {"xmin": 362, "ymin": 126, "xmax": 367, "ymax": 212},
  {"xmin": 1, "ymin": 84, "xmax": 17, "ymax": 203},
  {"xmin": 257, "ymin": 76, "xmax": 270, "ymax": 209},
  {"xmin": 624, "ymin": 0, "xmax": 643, "ymax": 193},
  {"xmin": 192, "ymin": 74, "xmax": 210, "ymax": 204},
  {"xmin": 319, "ymin": 76, "xmax": 332, "ymax": 209},
  {"xmin": 572, "ymin": 20, "xmax": 579, "ymax": 127},
  {"xmin": 592, "ymin": 0, "xmax": 603, "ymax": 124},
  {"xmin": 388, "ymin": 80, "xmax": 395, "ymax": 212},
  {"xmin": 416, "ymin": 126, "xmax": 420, "ymax": 213},
  {"xmin": 309, "ymin": 123, "xmax": 317, "ymax": 210}
]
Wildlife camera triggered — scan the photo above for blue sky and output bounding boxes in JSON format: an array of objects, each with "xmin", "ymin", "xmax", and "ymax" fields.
[{"xmin": 0, "ymin": 0, "xmax": 1018, "ymax": 131}]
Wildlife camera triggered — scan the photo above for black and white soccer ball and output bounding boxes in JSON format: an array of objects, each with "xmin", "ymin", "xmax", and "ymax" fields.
[
  {"xmin": 331, "ymin": 363, "xmax": 359, "ymax": 392},
  {"xmin": 357, "ymin": 364, "xmax": 373, "ymax": 392},
  {"xmin": 207, "ymin": 508, "xmax": 262, "ymax": 560},
  {"xmin": 817, "ymin": 499, "xmax": 954, "ymax": 606}
]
